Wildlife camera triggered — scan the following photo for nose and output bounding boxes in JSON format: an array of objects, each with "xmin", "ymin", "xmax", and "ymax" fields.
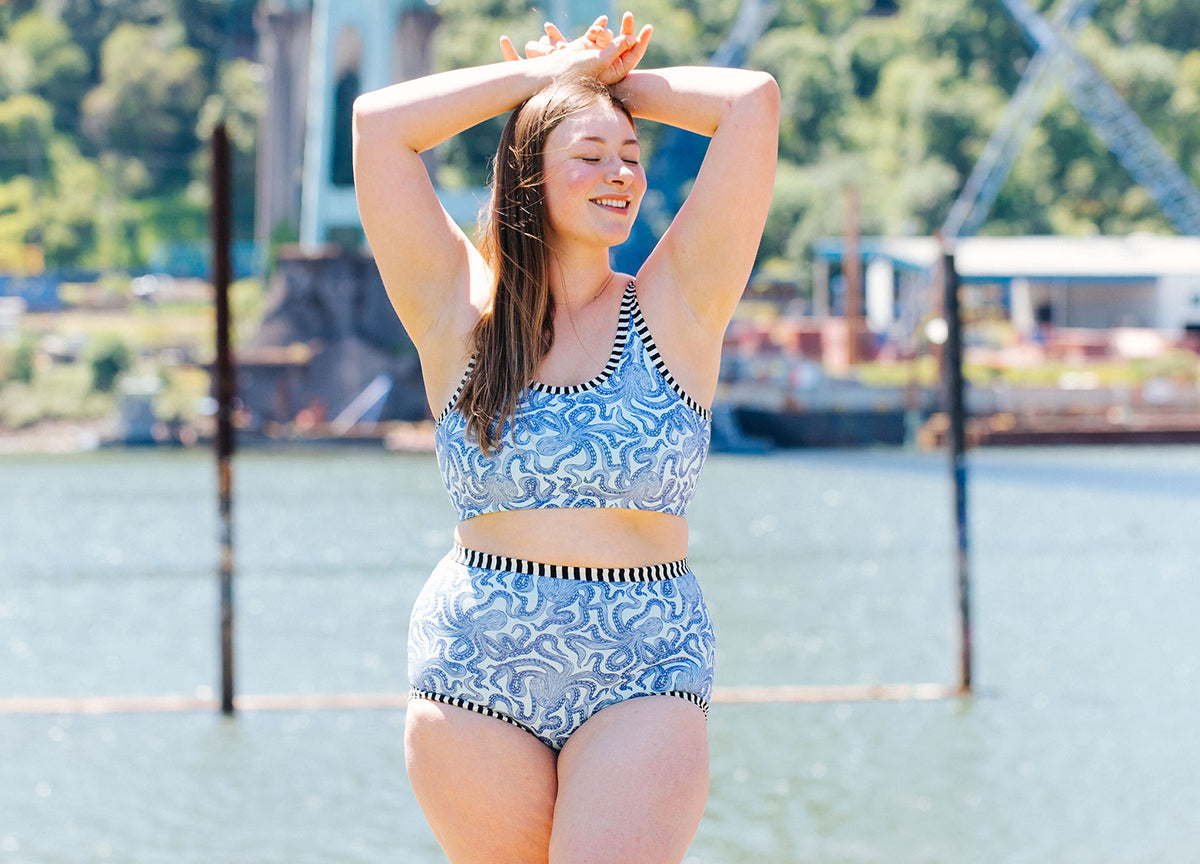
[{"xmin": 606, "ymin": 161, "xmax": 633, "ymax": 186}]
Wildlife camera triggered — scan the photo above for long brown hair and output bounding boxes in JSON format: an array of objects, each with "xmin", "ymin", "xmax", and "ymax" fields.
[{"xmin": 457, "ymin": 74, "xmax": 635, "ymax": 453}]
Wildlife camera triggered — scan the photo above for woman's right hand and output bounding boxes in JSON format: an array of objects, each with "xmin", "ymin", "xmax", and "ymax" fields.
[{"xmin": 499, "ymin": 12, "xmax": 652, "ymax": 85}]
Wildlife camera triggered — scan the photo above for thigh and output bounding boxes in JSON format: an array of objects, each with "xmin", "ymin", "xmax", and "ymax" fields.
[
  {"xmin": 549, "ymin": 695, "xmax": 710, "ymax": 864},
  {"xmin": 405, "ymin": 699, "xmax": 558, "ymax": 864}
]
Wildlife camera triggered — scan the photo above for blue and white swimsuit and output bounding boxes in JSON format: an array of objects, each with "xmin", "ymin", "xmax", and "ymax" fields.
[{"xmin": 408, "ymin": 281, "xmax": 715, "ymax": 749}]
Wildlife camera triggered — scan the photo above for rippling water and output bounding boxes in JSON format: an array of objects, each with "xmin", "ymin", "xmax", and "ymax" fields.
[{"xmin": 3, "ymin": 446, "xmax": 1199, "ymax": 863}]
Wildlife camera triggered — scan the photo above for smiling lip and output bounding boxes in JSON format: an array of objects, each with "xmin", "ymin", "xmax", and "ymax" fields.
[{"xmin": 591, "ymin": 197, "xmax": 630, "ymax": 211}]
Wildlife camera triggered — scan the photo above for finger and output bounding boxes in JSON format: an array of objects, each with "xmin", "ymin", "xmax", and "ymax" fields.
[
  {"xmin": 590, "ymin": 25, "xmax": 614, "ymax": 48},
  {"xmin": 608, "ymin": 24, "xmax": 651, "ymax": 80},
  {"xmin": 544, "ymin": 22, "xmax": 567, "ymax": 44},
  {"xmin": 635, "ymin": 23, "xmax": 652, "ymax": 52},
  {"xmin": 626, "ymin": 24, "xmax": 652, "ymax": 66},
  {"xmin": 525, "ymin": 39, "xmax": 550, "ymax": 57},
  {"xmin": 603, "ymin": 32, "xmax": 630, "ymax": 60},
  {"xmin": 499, "ymin": 35, "xmax": 519, "ymax": 62},
  {"xmin": 619, "ymin": 11, "xmax": 635, "ymax": 38},
  {"xmin": 617, "ymin": 24, "xmax": 651, "ymax": 59}
]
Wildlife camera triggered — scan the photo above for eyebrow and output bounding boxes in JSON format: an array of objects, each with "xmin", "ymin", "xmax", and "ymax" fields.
[{"xmin": 579, "ymin": 135, "xmax": 640, "ymax": 148}]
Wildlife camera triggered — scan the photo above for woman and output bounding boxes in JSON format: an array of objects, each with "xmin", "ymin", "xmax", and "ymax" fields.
[{"xmin": 353, "ymin": 13, "xmax": 778, "ymax": 863}]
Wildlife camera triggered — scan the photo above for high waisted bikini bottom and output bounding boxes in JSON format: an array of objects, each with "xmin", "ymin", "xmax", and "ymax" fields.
[{"xmin": 407, "ymin": 545, "xmax": 715, "ymax": 750}]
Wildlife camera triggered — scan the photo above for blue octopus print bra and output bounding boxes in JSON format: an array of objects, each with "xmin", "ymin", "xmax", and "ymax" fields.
[{"xmin": 434, "ymin": 281, "xmax": 712, "ymax": 520}]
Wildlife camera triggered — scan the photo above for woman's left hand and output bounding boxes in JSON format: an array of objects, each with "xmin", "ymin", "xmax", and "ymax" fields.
[
  {"xmin": 499, "ymin": 16, "xmax": 613, "ymax": 61},
  {"xmin": 500, "ymin": 12, "xmax": 651, "ymax": 85}
]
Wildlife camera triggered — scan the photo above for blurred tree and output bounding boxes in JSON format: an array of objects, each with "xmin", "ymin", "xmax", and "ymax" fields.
[
  {"xmin": 86, "ymin": 334, "xmax": 132, "ymax": 393},
  {"xmin": 80, "ymin": 21, "xmax": 208, "ymax": 189},
  {"xmin": 196, "ymin": 57, "xmax": 264, "ymax": 237},
  {"xmin": 0, "ymin": 13, "xmax": 91, "ymax": 130},
  {"xmin": 40, "ymin": 138, "xmax": 104, "ymax": 267},
  {"xmin": 750, "ymin": 26, "xmax": 849, "ymax": 164},
  {"xmin": 54, "ymin": 0, "xmax": 176, "ymax": 81},
  {"xmin": 1168, "ymin": 52, "xmax": 1200, "ymax": 183},
  {"xmin": 429, "ymin": 0, "xmax": 547, "ymax": 189},
  {"xmin": 8, "ymin": 333, "xmax": 38, "ymax": 384},
  {"xmin": 1093, "ymin": 0, "xmax": 1200, "ymax": 51},
  {"xmin": 0, "ymin": 175, "xmax": 39, "ymax": 260},
  {"xmin": 1132, "ymin": 0, "xmax": 1200, "ymax": 52},
  {"xmin": 0, "ymin": 93, "xmax": 52, "ymax": 182},
  {"xmin": 842, "ymin": 14, "xmax": 909, "ymax": 99},
  {"xmin": 905, "ymin": 0, "xmax": 1027, "ymax": 91}
]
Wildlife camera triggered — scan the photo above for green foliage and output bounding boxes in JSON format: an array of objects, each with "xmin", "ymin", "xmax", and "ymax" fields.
[
  {"xmin": 3, "ymin": 332, "xmax": 37, "ymax": 383},
  {"xmin": 197, "ymin": 58, "xmax": 264, "ymax": 155},
  {"xmin": 1, "ymin": 0, "xmax": 1196, "ymax": 279},
  {"xmin": 429, "ymin": 0, "xmax": 542, "ymax": 188},
  {"xmin": 750, "ymin": 26, "xmax": 849, "ymax": 164},
  {"xmin": 0, "ymin": 362, "xmax": 116, "ymax": 428},
  {"xmin": 80, "ymin": 22, "xmax": 208, "ymax": 189},
  {"xmin": 0, "ymin": 93, "xmax": 52, "ymax": 181},
  {"xmin": 85, "ymin": 333, "xmax": 132, "ymax": 393},
  {"xmin": 2, "ymin": 12, "xmax": 90, "ymax": 129}
]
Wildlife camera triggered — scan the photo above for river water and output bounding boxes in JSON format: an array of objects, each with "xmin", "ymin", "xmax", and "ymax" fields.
[{"xmin": 2, "ymin": 445, "xmax": 1198, "ymax": 863}]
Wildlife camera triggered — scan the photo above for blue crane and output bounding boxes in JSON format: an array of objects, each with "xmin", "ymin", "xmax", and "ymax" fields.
[{"xmin": 943, "ymin": 0, "xmax": 1200, "ymax": 238}]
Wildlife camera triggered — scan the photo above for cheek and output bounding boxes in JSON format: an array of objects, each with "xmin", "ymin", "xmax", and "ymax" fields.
[
  {"xmin": 544, "ymin": 167, "xmax": 594, "ymax": 216},
  {"xmin": 631, "ymin": 166, "xmax": 647, "ymax": 197}
]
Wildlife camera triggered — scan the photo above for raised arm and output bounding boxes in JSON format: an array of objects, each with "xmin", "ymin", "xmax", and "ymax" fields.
[
  {"xmin": 352, "ymin": 57, "xmax": 562, "ymax": 350},
  {"xmin": 614, "ymin": 66, "xmax": 780, "ymax": 332},
  {"xmin": 353, "ymin": 19, "xmax": 652, "ymax": 352}
]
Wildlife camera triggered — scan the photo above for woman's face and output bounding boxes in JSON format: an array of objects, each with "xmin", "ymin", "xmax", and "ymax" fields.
[{"xmin": 540, "ymin": 103, "xmax": 646, "ymax": 251}]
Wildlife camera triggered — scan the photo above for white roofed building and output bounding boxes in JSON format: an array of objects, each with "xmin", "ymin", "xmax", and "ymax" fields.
[{"xmin": 813, "ymin": 235, "xmax": 1200, "ymax": 338}]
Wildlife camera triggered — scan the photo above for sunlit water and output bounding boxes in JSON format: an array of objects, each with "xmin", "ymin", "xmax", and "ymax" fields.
[{"xmin": 3, "ymin": 446, "xmax": 1199, "ymax": 863}]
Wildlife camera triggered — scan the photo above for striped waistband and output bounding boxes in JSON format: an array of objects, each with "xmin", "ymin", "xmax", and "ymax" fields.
[{"xmin": 451, "ymin": 544, "xmax": 690, "ymax": 582}]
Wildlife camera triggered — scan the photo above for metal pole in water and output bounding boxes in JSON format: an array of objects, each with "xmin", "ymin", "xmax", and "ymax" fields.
[
  {"xmin": 842, "ymin": 186, "xmax": 861, "ymax": 367},
  {"xmin": 942, "ymin": 244, "xmax": 973, "ymax": 694},
  {"xmin": 211, "ymin": 123, "xmax": 236, "ymax": 715}
]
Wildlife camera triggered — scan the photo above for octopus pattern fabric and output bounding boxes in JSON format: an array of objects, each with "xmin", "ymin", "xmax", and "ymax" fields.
[
  {"xmin": 434, "ymin": 282, "xmax": 712, "ymax": 520},
  {"xmin": 407, "ymin": 547, "xmax": 716, "ymax": 750}
]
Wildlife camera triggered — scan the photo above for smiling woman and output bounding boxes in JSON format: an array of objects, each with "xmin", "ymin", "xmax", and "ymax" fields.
[
  {"xmin": 542, "ymin": 101, "xmax": 644, "ymax": 273},
  {"xmin": 352, "ymin": 11, "xmax": 778, "ymax": 863}
]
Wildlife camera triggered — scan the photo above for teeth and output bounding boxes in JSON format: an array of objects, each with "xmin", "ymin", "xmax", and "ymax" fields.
[{"xmin": 593, "ymin": 198, "xmax": 628, "ymax": 209}]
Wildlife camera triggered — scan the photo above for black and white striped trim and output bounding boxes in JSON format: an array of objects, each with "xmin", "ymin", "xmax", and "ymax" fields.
[
  {"xmin": 527, "ymin": 282, "xmax": 635, "ymax": 395},
  {"xmin": 409, "ymin": 688, "xmax": 711, "ymax": 731},
  {"xmin": 435, "ymin": 356, "xmax": 477, "ymax": 427},
  {"xmin": 452, "ymin": 544, "xmax": 690, "ymax": 582},
  {"xmin": 668, "ymin": 689, "xmax": 711, "ymax": 718},
  {"xmin": 434, "ymin": 281, "xmax": 712, "ymax": 423},
  {"xmin": 627, "ymin": 288, "xmax": 713, "ymax": 421},
  {"xmin": 408, "ymin": 689, "xmax": 539, "ymax": 736}
]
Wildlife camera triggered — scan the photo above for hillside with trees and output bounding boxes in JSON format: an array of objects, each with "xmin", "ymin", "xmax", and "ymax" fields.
[
  {"xmin": 0, "ymin": 0, "xmax": 1197, "ymax": 287},
  {"xmin": 0, "ymin": 0, "xmax": 257, "ymax": 275},
  {"xmin": 429, "ymin": 0, "xmax": 1200, "ymax": 291}
]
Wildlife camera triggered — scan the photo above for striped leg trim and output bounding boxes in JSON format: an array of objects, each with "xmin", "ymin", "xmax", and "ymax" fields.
[
  {"xmin": 666, "ymin": 690, "xmax": 711, "ymax": 719},
  {"xmin": 408, "ymin": 688, "xmax": 542, "ymax": 740}
]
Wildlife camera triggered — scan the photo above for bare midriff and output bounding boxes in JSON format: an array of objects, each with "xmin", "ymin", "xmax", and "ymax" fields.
[{"xmin": 453, "ymin": 508, "xmax": 690, "ymax": 567}]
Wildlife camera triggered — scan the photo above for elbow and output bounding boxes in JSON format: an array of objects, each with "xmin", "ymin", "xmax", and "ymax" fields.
[
  {"xmin": 351, "ymin": 93, "xmax": 376, "ymax": 136},
  {"xmin": 729, "ymin": 72, "xmax": 779, "ymax": 133},
  {"xmin": 749, "ymin": 72, "xmax": 781, "ymax": 121},
  {"xmin": 353, "ymin": 91, "xmax": 425, "ymax": 155}
]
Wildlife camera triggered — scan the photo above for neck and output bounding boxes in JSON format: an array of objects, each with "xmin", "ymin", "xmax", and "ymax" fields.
[{"xmin": 547, "ymin": 245, "xmax": 616, "ymax": 313}]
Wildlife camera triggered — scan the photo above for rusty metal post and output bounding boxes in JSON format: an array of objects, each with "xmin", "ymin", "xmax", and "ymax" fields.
[
  {"xmin": 843, "ymin": 186, "xmax": 862, "ymax": 367},
  {"xmin": 942, "ymin": 245, "xmax": 972, "ymax": 694},
  {"xmin": 211, "ymin": 123, "xmax": 237, "ymax": 715}
]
